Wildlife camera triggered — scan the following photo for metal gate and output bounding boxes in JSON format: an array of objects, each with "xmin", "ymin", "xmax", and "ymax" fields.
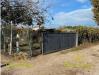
[{"xmin": 42, "ymin": 32, "xmax": 77, "ymax": 54}]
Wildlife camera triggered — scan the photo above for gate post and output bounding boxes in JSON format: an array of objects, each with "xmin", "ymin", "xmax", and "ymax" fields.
[
  {"xmin": 41, "ymin": 32, "xmax": 44, "ymax": 54},
  {"xmin": 76, "ymin": 33, "xmax": 78, "ymax": 47}
]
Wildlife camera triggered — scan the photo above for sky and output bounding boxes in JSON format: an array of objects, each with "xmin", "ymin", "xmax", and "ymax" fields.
[{"xmin": 44, "ymin": 0, "xmax": 97, "ymax": 28}]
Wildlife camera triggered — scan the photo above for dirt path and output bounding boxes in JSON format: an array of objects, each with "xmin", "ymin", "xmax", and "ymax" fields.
[{"xmin": 1, "ymin": 45, "xmax": 99, "ymax": 75}]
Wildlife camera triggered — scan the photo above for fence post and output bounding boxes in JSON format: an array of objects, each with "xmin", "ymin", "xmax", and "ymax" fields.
[
  {"xmin": 16, "ymin": 34, "xmax": 20, "ymax": 53},
  {"xmin": 9, "ymin": 21, "xmax": 12, "ymax": 55},
  {"xmin": 41, "ymin": 32, "xmax": 44, "ymax": 54},
  {"xmin": 76, "ymin": 33, "xmax": 78, "ymax": 47}
]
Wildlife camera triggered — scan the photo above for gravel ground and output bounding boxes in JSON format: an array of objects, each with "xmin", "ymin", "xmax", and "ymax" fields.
[{"xmin": 1, "ymin": 44, "xmax": 99, "ymax": 75}]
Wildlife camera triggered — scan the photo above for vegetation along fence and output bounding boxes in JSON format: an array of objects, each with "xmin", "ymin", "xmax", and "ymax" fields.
[
  {"xmin": 1, "ymin": 25, "xmax": 78, "ymax": 55},
  {"xmin": 62, "ymin": 26, "xmax": 99, "ymax": 44}
]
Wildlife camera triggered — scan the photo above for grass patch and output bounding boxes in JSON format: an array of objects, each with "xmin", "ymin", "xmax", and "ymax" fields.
[
  {"xmin": 1, "ymin": 53, "xmax": 33, "ymax": 70},
  {"xmin": 64, "ymin": 61, "xmax": 93, "ymax": 70},
  {"xmin": 6, "ymin": 60, "xmax": 33, "ymax": 69},
  {"xmin": 60, "ymin": 42, "xmax": 99, "ymax": 54},
  {"xmin": 64, "ymin": 54, "xmax": 93, "ymax": 70}
]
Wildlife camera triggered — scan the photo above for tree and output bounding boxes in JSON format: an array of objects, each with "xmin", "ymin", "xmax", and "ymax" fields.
[
  {"xmin": 92, "ymin": 0, "xmax": 99, "ymax": 25},
  {"xmin": 1, "ymin": 0, "xmax": 47, "ymax": 26},
  {"xmin": 1, "ymin": 0, "xmax": 51, "ymax": 55}
]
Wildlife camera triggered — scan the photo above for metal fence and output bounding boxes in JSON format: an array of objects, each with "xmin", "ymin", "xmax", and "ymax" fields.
[
  {"xmin": 1, "ymin": 25, "xmax": 78, "ymax": 55},
  {"xmin": 42, "ymin": 32, "xmax": 78, "ymax": 54}
]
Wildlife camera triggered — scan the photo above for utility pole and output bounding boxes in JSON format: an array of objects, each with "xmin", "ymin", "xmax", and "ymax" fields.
[{"xmin": 9, "ymin": 21, "xmax": 12, "ymax": 55}]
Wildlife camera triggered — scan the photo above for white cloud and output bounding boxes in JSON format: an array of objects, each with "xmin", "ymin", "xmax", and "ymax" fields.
[
  {"xmin": 76, "ymin": 0, "xmax": 88, "ymax": 3},
  {"xmin": 53, "ymin": 8, "xmax": 96, "ymax": 26}
]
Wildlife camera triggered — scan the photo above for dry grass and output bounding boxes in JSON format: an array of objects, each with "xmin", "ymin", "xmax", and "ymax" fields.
[
  {"xmin": 60, "ymin": 42, "xmax": 99, "ymax": 54},
  {"xmin": 1, "ymin": 44, "xmax": 99, "ymax": 75},
  {"xmin": 13, "ymin": 52, "xmax": 28, "ymax": 61}
]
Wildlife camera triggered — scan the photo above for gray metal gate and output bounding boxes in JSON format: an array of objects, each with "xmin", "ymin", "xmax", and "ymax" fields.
[{"xmin": 42, "ymin": 32, "xmax": 77, "ymax": 54}]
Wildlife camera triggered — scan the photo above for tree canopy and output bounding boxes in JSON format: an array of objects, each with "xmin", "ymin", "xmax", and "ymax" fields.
[
  {"xmin": 92, "ymin": 0, "xmax": 99, "ymax": 25},
  {"xmin": 1, "ymin": 0, "xmax": 46, "ymax": 26}
]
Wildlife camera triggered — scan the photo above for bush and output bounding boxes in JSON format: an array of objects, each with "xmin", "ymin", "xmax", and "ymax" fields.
[
  {"xmin": 63, "ymin": 26, "xmax": 99, "ymax": 44},
  {"xmin": 13, "ymin": 52, "xmax": 28, "ymax": 61},
  {"xmin": 32, "ymin": 43, "xmax": 40, "ymax": 49}
]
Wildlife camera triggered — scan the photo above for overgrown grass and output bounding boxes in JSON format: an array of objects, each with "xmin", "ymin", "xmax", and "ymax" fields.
[
  {"xmin": 64, "ymin": 54, "xmax": 93, "ymax": 70},
  {"xmin": 60, "ymin": 42, "xmax": 99, "ymax": 54},
  {"xmin": 1, "ymin": 55, "xmax": 33, "ymax": 75},
  {"xmin": 62, "ymin": 44, "xmax": 96, "ymax": 71},
  {"xmin": 6, "ymin": 60, "xmax": 33, "ymax": 69},
  {"xmin": 64, "ymin": 61, "xmax": 93, "ymax": 70},
  {"xmin": 1, "ymin": 52, "xmax": 33, "ymax": 69}
]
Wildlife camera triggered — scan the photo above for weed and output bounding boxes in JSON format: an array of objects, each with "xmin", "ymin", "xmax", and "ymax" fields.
[
  {"xmin": 6, "ymin": 60, "xmax": 33, "ymax": 69},
  {"xmin": 64, "ymin": 61, "xmax": 93, "ymax": 70}
]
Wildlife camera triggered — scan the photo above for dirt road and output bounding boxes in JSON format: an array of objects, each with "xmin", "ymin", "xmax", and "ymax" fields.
[{"xmin": 1, "ymin": 45, "xmax": 99, "ymax": 75}]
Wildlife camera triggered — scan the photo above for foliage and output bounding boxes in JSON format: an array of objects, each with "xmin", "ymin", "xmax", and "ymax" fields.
[
  {"xmin": 1, "ymin": 0, "xmax": 47, "ymax": 25},
  {"xmin": 1, "ymin": 0, "xmax": 51, "ymax": 55},
  {"xmin": 1, "ymin": 0, "xmax": 31, "ymax": 25},
  {"xmin": 91, "ymin": 0, "xmax": 99, "ymax": 25},
  {"xmin": 61, "ymin": 26, "xmax": 99, "ymax": 44},
  {"xmin": 13, "ymin": 52, "xmax": 28, "ymax": 60}
]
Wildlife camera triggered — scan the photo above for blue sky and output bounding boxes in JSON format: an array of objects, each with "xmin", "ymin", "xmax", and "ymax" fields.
[{"xmin": 44, "ymin": 0, "xmax": 97, "ymax": 28}]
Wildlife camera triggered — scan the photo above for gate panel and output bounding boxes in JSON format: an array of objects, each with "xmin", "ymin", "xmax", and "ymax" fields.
[{"xmin": 42, "ymin": 32, "xmax": 77, "ymax": 54}]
